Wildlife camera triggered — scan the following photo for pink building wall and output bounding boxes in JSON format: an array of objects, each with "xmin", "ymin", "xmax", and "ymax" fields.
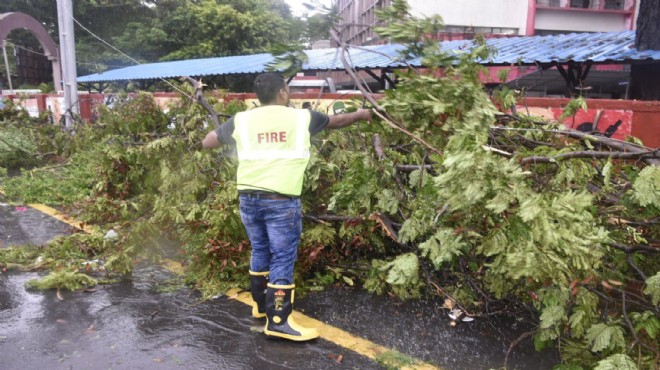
[{"xmin": 4, "ymin": 92, "xmax": 659, "ymax": 148}]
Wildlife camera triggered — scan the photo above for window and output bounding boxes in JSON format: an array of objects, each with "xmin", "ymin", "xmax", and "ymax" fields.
[
  {"xmin": 538, "ymin": 0, "xmax": 562, "ymax": 6},
  {"xmin": 443, "ymin": 25, "xmax": 518, "ymax": 36},
  {"xmin": 570, "ymin": 0, "xmax": 593, "ymax": 9},
  {"xmin": 604, "ymin": 0, "xmax": 624, "ymax": 9},
  {"xmin": 539, "ymin": 0, "xmax": 628, "ymax": 10}
]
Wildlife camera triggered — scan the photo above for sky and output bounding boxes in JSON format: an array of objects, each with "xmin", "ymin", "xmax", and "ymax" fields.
[{"xmin": 284, "ymin": 0, "xmax": 334, "ymax": 17}]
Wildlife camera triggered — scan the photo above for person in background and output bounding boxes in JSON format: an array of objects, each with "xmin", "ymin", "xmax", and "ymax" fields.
[{"xmin": 202, "ymin": 72, "xmax": 371, "ymax": 341}]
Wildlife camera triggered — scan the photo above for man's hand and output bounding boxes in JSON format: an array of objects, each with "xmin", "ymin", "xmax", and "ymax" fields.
[
  {"xmin": 357, "ymin": 108, "xmax": 372, "ymax": 123},
  {"xmin": 327, "ymin": 108, "xmax": 372, "ymax": 129},
  {"xmin": 202, "ymin": 130, "xmax": 221, "ymax": 149}
]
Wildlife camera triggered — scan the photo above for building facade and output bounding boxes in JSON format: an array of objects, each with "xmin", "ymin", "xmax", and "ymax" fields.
[
  {"xmin": 331, "ymin": 0, "xmax": 641, "ymax": 97},
  {"xmin": 335, "ymin": 0, "xmax": 638, "ymax": 45},
  {"xmin": 334, "ymin": 0, "xmax": 392, "ymax": 46}
]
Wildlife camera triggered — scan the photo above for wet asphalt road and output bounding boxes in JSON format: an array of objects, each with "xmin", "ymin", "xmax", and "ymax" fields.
[{"xmin": 0, "ymin": 200, "xmax": 559, "ymax": 370}]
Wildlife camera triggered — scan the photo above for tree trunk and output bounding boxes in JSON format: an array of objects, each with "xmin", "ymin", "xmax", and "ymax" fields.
[{"xmin": 630, "ymin": 0, "xmax": 660, "ymax": 100}]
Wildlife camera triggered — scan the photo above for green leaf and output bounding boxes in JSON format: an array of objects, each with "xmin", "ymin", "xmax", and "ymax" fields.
[
  {"xmin": 593, "ymin": 354, "xmax": 638, "ymax": 370},
  {"xmin": 632, "ymin": 166, "xmax": 660, "ymax": 207},
  {"xmin": 540, "ymin": 305, "xmax": 566, "ymax": 330},
  {"xmin": 601, "ymin": 157, "xmax": 613, "ymax": 191},
  {"xmin": 584, "ymin": 323, "xmax": 625, "ymax": 352},
  {"xmin": 418, "ymin": 228, "xmax": 465, "ymax": 269},
  {"xmin": 518, "ymin": 194, "xmax": 544, "ymax": 221},
  {"xmin": 408, "ymin": 169, "xmax": 430, "ymax": 189},
  {"xmin": 381, "ymin": 253, "xmax": 419, "ymax": 286},
  {"xmin": 398, "ymin": 214, "xmax": 432, "ymax": 244},
  {"xmin": 342, "ymin": 276, "xmax": 355, "ymax": 286},
  {"xmin": 376, "ymin": 189, "xmax": 400, "ymax": 214},
  {"xmin": 643, "ymin": 272, "xmax": 660, "ymax": 306},
  {"xmin": 560, "ymin": 96, "xmax": 588, "ymax": 120},
  {"xmin": 631, "ymin": 311, "xmax": 660, "ymax": 339},
  {"xmin": 568, "ymin": 310, "xmax": 588, "ymax": 338},
  {"xmin": 26, "ymin": 270, "xmax": 98, "ymax": 291}
]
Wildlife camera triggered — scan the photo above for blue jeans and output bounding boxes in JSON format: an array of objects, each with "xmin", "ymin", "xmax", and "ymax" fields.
[{"xmin": 239, "ymin": 194, "xmax": 302, "ymax": 285}]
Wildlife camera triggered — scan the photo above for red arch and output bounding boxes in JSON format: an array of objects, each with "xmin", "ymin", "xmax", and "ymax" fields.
[{"xmin": 0, "ymin": 12, "xmax": 61, "ymax": 88}]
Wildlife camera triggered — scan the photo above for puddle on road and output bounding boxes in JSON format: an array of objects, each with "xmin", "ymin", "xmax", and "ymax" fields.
[{"xmin": 0, "ymin": 265, "xmax": 384, "ymax": 370}]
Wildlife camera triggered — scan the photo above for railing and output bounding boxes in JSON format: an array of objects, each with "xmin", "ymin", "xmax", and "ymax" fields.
[{"xmin": 536, "ymin": 0, "xmax": 634, "ymax": 12}]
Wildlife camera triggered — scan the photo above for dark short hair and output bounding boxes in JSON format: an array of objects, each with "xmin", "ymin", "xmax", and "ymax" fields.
[{"xmin": 253, "ymin": 73, "xmax": 286, "ymax": 104}]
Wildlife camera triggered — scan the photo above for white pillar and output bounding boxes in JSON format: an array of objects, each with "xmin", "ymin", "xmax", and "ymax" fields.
[
  {"xmin": 2, "ymin": 40, "xmax": 13, "ymax": 92},
  {"xmin": 56, "ymin": 0, "xmax": 79, "ymax": 127}
]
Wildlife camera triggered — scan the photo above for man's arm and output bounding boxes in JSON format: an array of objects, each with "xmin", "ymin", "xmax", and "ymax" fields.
[
  {"xmin": 326, "ymin": 109, "xmax": 371, "ymax": 129},
  {"xmin": 202, "ymin": 117, "xmax": 235, "ymax": 149},
  {"xmin": 202, "ymin": 130, "xmax": 221, "ymax": 148}
]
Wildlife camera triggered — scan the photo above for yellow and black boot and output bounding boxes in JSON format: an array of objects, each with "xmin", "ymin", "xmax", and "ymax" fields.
[
  {"xmin": 264, "ymin": 283, "xmax": 319, "ymax": 341},
  {"xmin": 249, "ymin": 271, "xmax": 269, "ymax": 319}
]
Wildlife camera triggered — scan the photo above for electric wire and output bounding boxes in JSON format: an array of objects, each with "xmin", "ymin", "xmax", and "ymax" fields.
[
  {"xmin": 4, "ymin": 41, "xmax": 127, "ymax": 69},
  {"xmin": 70, "ymin": 16, "xmax": 195, "ymax": 101},
  {"xmin": 4, "ymin": 42, "xmax": 49, "ymax": 57}
]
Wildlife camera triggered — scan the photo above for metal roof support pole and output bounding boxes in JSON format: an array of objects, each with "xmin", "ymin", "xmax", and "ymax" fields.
[
  {"xmin": 554, "ymin": 63, "xmax": 572, "ymax": 97},
  {"xmin": 567, "ymin": 61, "xmax": 593, "ymax": 96},
  {"xmin": 566, "ymin": 62, "xmax": 580, "ymax": 93},
  {"xmin": 363, "ymin": 68, "xmax": 385, "ymax": 90},
  {"xmin": 580, "ymin": 61, "xmax": 593, "ymax": 82},
  {"xmin": 555, "ymin": 61, "xmax": 592, "ymax": 97},
  {"xmin": 381, "ymin": 71, "xmax": 396, "ymax": 90}
]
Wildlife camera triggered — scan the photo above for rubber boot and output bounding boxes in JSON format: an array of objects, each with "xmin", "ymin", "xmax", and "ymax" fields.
[
  {"xmin": 264, "ymin": 283, "xmax": 319, "ymax": 341},
  {"xmin": 249, "ymin": 271, "xmax": 269, "ymax": 319}
]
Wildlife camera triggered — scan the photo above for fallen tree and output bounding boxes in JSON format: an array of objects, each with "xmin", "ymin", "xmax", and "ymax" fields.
[{"xmin": 1, "ymin": 1, "xmax": 658, "ymax": 369}]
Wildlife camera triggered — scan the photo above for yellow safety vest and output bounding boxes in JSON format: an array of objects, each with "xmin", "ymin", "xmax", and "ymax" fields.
[{"xmin": 232, "ymin": 105, "xmax": 312, "ymax": 196}]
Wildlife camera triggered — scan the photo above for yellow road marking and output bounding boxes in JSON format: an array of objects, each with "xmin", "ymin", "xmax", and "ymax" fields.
[
  {"xmin": 159, "ymin": 257, "xmax": 186, "ymax": 275},
  {"xmin": 0, "ymin": 188, "xmax": 97, "ymax": 234},
  {"xmin": 1, "ymin": 187, "xmax": 440, "ymax": 369},
  {"xmin": 3, "ymin": 189, "xmax": 188, "ymax": 276},
  {"xmin": 26, "ymin": 203, "xmax": 99, "ymax": 234},
  {"xmin": 226, "ymin": 288, "xmax": 440, "ymax": 370}
]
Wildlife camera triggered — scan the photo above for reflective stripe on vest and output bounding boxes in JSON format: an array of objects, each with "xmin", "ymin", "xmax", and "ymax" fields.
[{"xmin": 232, "ymin": 106, "xmax": 312, "ymax": 196}]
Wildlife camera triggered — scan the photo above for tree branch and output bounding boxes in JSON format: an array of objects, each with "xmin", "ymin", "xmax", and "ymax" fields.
[
  {"xmin": 373, "ymin": 134, "xmax": 385, "ymax": 160},
  {"xmin": 182, "ymin": 76, "xmax": 231, "ymax": 127},
  {"xmin": 520, "ymin": 149, "xmax": 659, "ymax": 166},
  {"xmin": 608, "ymin": 242, "xmax": 659, "ymax": 254},
  {"xmin": 395, "ymin": 164, "xmax": 435, "ymax": 172},
  {"xmin": 329, "ymin": 28, "xmax": 443, "ymax": 156},
  {"xmin": 492, "ymin": 126, "xmax": 660, "ymax": 166},
  {"xmin": 505, "ymin": 330, "xmax": 536, "ymax": 370},
  {"xmin": 304, "ymin": 214, "xmax": 362, "ymax": 222}
]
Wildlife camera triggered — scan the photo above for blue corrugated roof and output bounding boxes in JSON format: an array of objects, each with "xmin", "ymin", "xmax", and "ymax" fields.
[{"xmin": 78, "ymin": 31, "xmax": 660, "ymax": 83}]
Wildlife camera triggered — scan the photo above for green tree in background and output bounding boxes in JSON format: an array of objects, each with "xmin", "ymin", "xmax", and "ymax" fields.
[{"xmin": 0, "ymin": 0, "xmax": 310, "ymax": 78}]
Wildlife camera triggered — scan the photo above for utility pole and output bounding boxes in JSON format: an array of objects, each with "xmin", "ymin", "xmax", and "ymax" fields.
[{"xmin": 56, "ymin": 0, "xmax": 79, "ymax": 127}]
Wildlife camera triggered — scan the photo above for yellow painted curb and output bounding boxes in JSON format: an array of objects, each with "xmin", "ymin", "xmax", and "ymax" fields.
[
  {"xmin": 0, "ymin": 187, "xmax": 97, "ymax": 234},
  {"xmin": 27, "ymin": 203, "xmax": 99, "ymax": 234},
  {"xmin": 159, "ymin": 257, "xmax": 185, "ymax": 275},
  {"xmin": 1, "ymin": 188, "xmax": 188, "ymax": 275},
  {"xmin": 225, "ymin": 288, "xmax": 440, "ymax": 370},
  {"xmin": 19, "ymin": 203, "xmax": 189, "ymax": 276}
]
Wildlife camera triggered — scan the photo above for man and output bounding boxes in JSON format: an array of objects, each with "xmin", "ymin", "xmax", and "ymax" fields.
[{"xmin": 202, "ymin": 73, "xmax": 371, "ymax": 341}]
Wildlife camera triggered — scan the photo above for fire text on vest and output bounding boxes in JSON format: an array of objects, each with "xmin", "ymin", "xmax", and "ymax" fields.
[{"xmin": 257, "ymin": 131, "xmax": 287, "ymax": 144}]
